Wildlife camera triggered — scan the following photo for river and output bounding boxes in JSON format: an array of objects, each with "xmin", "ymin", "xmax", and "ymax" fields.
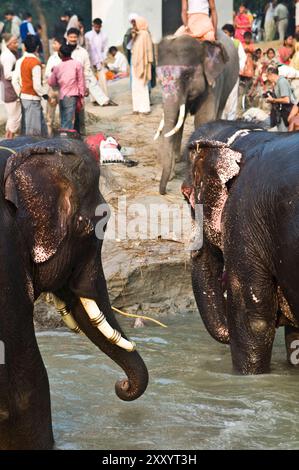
[{"xmin": 37, "ymin": 313, "xmax": 299, "ymax": 450}]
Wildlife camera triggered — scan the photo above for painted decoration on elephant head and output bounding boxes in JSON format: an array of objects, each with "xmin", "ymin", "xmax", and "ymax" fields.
[
  {"xmin": 188, "ymin": 139, "xmax": 242, "ymax": 250},
  {"xmin": 156, "ymin": 65, "xmax": 199, "ymax": 101}
]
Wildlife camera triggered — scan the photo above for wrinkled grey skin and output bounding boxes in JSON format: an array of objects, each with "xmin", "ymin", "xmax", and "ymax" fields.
[
  {"xmin": 157, "ymin": 30, "xmax": 239, "ymax": 195},
  {"xmin": 0, "ymin": 137, "xmax": 148, "ymax": 450},
  {"xmin": 183, "ymin": 121, "xmax": 299, "ymax": 375}
]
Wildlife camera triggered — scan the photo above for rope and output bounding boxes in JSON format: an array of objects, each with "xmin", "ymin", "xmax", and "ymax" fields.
[
  {"xmin": 112, "ymin": 306, "xmax": 168, "ymax": 328},
  {"xmin": 0, "ymin": 146, "xmax": 17, "ymax": 155}
]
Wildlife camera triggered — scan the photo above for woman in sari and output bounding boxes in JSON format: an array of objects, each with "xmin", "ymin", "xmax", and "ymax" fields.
[
  {"xmin": 278, "ymin": 35, "xmax": 295, "ymax": 65},
  {"xmin": 131, "ymin": 17, "xmax": 153, "ymax": 115},
  {"xmin": 175, "ymin": 0, "xmax": 217, "ymax": 41},
  {"xmin": 234, "ymin": 3, "xmax": 253, "ymax": 44}
]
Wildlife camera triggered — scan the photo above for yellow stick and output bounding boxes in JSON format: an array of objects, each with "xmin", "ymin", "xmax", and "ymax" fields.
[{"xmin": 112, "ymin": 306, "xmax": 167, "ymax": 328}]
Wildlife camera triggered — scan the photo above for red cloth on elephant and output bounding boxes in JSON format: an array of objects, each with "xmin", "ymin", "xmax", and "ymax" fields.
[{"xmin": 85, "ymin": 133, "xmax": 106, "ymax": 162}]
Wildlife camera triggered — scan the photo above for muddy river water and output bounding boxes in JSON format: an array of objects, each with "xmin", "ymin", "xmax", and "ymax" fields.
[{"xmin": 37, "ymin": 314, "xmax": 299, "ymax": 450}]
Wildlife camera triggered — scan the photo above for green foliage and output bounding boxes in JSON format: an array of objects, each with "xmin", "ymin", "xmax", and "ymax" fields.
[{"xmin": 0, "ymin": 0, "xmax": 91, "ymax": 35}]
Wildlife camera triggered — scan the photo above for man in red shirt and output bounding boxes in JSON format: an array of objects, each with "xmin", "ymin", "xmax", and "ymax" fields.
[{"xmin": 48, "ymin": 43, "xmax": 85, "ymax": 131}]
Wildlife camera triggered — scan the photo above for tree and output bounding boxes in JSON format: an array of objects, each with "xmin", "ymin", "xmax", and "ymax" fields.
[
  {"xmin": 0, "ymin": 0, "xmax": 92, "ymax": 58},
  {"xmin": 29, "ymin": 0, "xmax": 49, "ymax": 60}
]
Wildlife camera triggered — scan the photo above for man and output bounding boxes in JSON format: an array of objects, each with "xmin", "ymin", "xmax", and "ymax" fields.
[
  {"xmin": 176, "ymin": 0, "xmax": 217, "ymax": 41},
  {"xmin": 3, "ymin": 10, "xmax": 21, "ymax": 39},
  {"xmin": 123, "ymin": 13, "xmax": 138, "ymax": 63},
  {"xmin": 222, "ymin": 24, "xmax": 246, "ymax": 120},
  {"xmin": 66, "ymin": 28, "xmax": 116, "ymax": 109},
  {"xmin": 107, "ymin": 47, "xmax": 128, "ymax": 74},
  {"xmin": 266, "ymin": 65, "xmax": 296, "ymax": 131},
  {"xmin": 12, "ymin": 35, "xmax": 48, "ymax": 136},
  {"xmin": 20, "ymin": 12, "xmax": 36, "ymax": 42},
  {"xmin": 264, "ymin": 2, "xmax": 276, "ymax": 42},
  {"xmin": 0, "ymin": 34, "xmax": 22, "ymax": 138},
  {"xmin": 45, "ymin": 36, "xmax": 64, "ymax": 136},
  {"xmin": 48, "ymin": 43, "xmax": 85, "ymax": 131},
  {"xmin": 274, "ymin": 1, "xmax": 289, "ymax": 41},
  {"xmin": 85, "ymin": 18, "xmax": 109, "ymax": 95}
]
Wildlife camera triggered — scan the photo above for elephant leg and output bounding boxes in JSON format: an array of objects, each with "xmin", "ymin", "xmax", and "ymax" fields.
[
  {"xmin": 284, "ymin": 325, "xmax": 299, "ymax": 366},
  {"xmin": 194, "ymin": 91, "xmax": 216, "ymax": 128},
  {"xmin": 226, "ymin": 271, "xmax": 277, "ymax": 374}
]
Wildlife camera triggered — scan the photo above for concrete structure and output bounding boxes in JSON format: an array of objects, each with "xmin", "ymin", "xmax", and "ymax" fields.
[{"xmin": 92, "ymin": 0, "xmax": 233, "ymax": 46}]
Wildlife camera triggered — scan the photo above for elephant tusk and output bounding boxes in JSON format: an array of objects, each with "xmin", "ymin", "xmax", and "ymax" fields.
[
  {"xmin": 154, "ymin": 115, "xmax": 165, "ymax": 141},
  {"xmin": 164, "ymin": 104, "xmax": 186, "ymax": 138},
  {"xmin": 52, "ymin": 294, "xmax": 82, "ymax": 334},
  {"xmin": 80, "ymin": 298, "xmax": 136, "ymax": 352}
]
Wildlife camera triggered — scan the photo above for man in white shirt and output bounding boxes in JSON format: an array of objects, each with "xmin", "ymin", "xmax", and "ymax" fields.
[
  {"xmin": 45, "ymin": 37, "xmax": 64, "ymax": 136},
  {"xmin": 107, "ymin": 47, "xmax": 129, "ymax": 74},
  {"xmin": 274, "ymin": 1, "xmax": 289, "ymax": 41},
  {"xmin": 85, "ymin": 18, "xmax": 109, "ymax": 96},
  {"xmin": 0, "ymin": 34, "xmax": 22, "ymax": 138},
  {"xmin": 12, "ymin": 35, "xmax": 48, "ymax": 136}
]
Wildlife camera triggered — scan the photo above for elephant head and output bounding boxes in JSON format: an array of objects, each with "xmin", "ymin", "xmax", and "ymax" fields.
[
  {"xmin": 0, "ymin": 138, "xmax": 148, "ymax": 449},
  {"xmin": 155, "ymin": 32, "xmax": 236, "ymax": 195},
  {"xmin": 182, "ymin": 138, "xmax": 243, "ymax": 345}
]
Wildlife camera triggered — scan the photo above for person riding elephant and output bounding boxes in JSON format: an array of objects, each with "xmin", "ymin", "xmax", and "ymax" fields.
[
  {"xmin": 0, "ymin": 136, "xmax": 148, "ymax": 450},
  {"xmin": 155, "ymin": 30, "xmax": 239, "ymax": 194},
  {"xmin": 176, "ymin": 0, "xmax": 217, "ymax": 41},
  {"xmin": 182, "ymin": 120, "xmax": 299, "ymax": 374}
]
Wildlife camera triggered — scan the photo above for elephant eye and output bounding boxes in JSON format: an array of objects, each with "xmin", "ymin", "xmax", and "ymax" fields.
[{"xmin": 76, "ymin": 216, "xmax": 94, "ymax": 236}]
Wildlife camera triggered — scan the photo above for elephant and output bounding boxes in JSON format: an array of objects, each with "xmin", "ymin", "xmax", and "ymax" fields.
[
  {"xmin": 155, "ymin": 30, "xmax": 239, "ymax": 195},
  {"xmin": 0, "ymin": 136, "xmax": 148, "ymax": 450},
  {"xmin": 182, "ymin": 120, "xmax": 299, "ymax": 375}
]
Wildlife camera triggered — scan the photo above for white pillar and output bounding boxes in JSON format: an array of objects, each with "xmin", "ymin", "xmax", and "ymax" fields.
[
  {"xmin": 92, "ymin": 0, "xmax": 162, "ymax": 46},
  {"xmin": 216, "ymin": 0, "xmax": 234, "ymax": 27}
]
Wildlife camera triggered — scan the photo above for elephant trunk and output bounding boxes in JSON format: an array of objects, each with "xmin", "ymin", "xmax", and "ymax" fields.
[
  {"xmin": 159, "ymin": 99, "xmax": 186, "ymax": 195},
  {"xmin": 71, "ymin": 296, "xmax": 148, "ymax": 401},
  {"xmin": 67, "ymin": 258, "xmax": 148, "ymax": 402},
  {"xmin": 191, "ymin": 242, "xmax": 229, "ymax": 344}
]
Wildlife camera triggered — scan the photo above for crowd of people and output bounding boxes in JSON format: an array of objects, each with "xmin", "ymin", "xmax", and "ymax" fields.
[
  {"xmin": 234, "ymin": 1, "xmax": 298, "ymax": 43},
  {"xmin": 0, "ymin": 9, "xmax": 155, "ymax": 139},
  {"xmin": 2, "ymin": 1, "xmax": 299, "ymax": 140},
  {"xmin": 220, "ymin": 2, "xmax": 299, "ymax": 131}
]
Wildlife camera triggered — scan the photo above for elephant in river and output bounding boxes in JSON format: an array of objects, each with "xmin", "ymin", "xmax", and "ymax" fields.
[
  {"xmin": 0, "ymin": 136, "xmax": 148, "ymax": 449},
  {"xmin": 182, "ymin": 120, "xmax": 299, "ymax": 374},
  {"xmin": 155, "ymin": 30, "xmax": 239, "ymax": 195}
]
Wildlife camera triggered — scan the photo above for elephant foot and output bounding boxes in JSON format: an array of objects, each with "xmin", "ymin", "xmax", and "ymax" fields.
[{"xmin": 285, "ymin": 325, "xmax": 299, "ymax": 366}]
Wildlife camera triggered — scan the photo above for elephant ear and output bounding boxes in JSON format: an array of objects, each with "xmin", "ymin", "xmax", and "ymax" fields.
[
  {"xmin": 4, "ymin": 150, "xmax": 74, "ymax": 263},
  {"xmin": 188, "ymin": 139, "xmax": 242, "ymax": 249},
  {"xmin": 203, "ymin": 42, "xmax": 228, "ymax": 87}
]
